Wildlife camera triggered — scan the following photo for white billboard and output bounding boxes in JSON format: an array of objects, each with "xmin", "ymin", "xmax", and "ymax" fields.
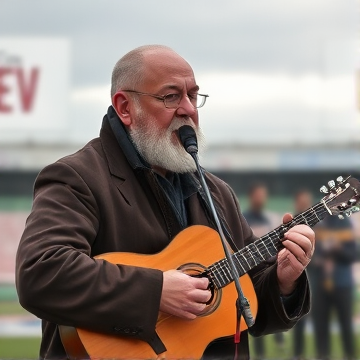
[{"xmin": 0, "ymin": 38, "xmax": 70, "ymax": 142}]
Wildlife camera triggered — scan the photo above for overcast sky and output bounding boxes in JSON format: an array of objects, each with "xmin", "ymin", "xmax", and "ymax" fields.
[{"xmin": 0, "ymin": 0, "xmax": 359, "ymax": 145}]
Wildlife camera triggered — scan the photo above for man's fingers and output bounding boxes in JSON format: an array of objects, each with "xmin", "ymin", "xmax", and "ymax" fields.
[
  {"xmin": 160, "ymin": 270, "xmax": 212, "ymax": 319},
  {"xmin": 282, "ymin": 227, "xmax": 315, "ymax": 266},
  {"xmin": 282, "ymin": 213, "xmax": 293, "ymax": 224},
  {"xmin": 284, "ymin": 225, "xmax": 315, "ymax": 256},
  {"xmin": 191, "ymin": 289, "xmax": 212, "ymax": 304},
  {"xmin": 281, "ymin": 240, "xmax": 312, "ymax": 266},
  {"xmin": 192, "ymin": 276, "xmax": 209, "ymax": 290},
  {"xmin": 186, "ymin": 301, "xmax": 207, "ymax": 315}
]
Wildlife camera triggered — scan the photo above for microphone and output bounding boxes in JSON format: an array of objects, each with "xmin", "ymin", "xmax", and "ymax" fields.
[
  {"xmin": 178, "ymin": 125, "xmax": 198, "ymax": 154},
  {"xmin": 178, "ymin": 125, "xmax": 255, "ymax": 331}
]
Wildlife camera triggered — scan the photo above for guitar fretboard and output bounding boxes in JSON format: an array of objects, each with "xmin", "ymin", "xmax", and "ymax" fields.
[{"xmin": 207, "ymin": 202, "xmax": 329, "ymax": 289}]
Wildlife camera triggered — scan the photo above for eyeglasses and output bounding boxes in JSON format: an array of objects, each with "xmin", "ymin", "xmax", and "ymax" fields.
[{"xmin": 122, "ymin": 89, "xmax": 209, "ymax": 109}]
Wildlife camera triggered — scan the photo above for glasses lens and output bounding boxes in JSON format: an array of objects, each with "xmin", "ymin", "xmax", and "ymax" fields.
[
  {"xmin": 164, "ymin": 93, "xmax": 181, "ymax": 108},
  {"xmin": 196, "ymin": 94, "xmax": 207, "ymax": 108},
  {"xmin": 164, "ymin": 93, "xmax": 207, "ymax": 108}
]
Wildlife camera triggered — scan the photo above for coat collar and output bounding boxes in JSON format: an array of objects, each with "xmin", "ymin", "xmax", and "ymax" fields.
[
  {"xmin": 104, "ymin": 105, "xmax": 149, "ymax": 170},
  {"xmin": 100, "ymin": 105, "xmax": 199, "ymax": 199}
]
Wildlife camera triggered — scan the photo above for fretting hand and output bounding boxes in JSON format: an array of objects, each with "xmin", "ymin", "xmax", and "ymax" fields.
[{"xmin": 277, "ymin": 213, "xmax": 315, "ymax": 295}]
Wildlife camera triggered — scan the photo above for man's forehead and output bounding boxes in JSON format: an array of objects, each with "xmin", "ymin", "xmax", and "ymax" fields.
[
  {"xmin": 158, "ymin": 83, "xmax": 199, "ymax": 92},
  {"xmin": 142, "ymin": 50, "xmax": 196, "ymax": 83}
]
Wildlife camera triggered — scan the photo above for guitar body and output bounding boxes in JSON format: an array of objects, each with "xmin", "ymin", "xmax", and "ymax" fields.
[{"xmin": 60, "ymin": 225, "xmax": 258, "ymax": 359}]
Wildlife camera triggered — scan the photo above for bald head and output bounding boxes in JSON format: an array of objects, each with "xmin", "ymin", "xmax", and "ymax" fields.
[{"xmin": 110, "ymin": 45, "xmax": 190, "ymax": 97}]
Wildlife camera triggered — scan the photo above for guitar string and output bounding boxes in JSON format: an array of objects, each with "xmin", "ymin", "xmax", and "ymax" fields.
[
  {"xmin": 210, "ymin": 205, "xmax": 325, "ymax": 286},
  {"xmin": 214, "ymin": 207, "xmax": 318, "ymax": 275},
  {"xmin": 209, "ymin": 203, "xmax": 329, "ymax": 288},
  {"xmin": 211, "ymin": 204, "xmax": 328, "ymax": 287}
]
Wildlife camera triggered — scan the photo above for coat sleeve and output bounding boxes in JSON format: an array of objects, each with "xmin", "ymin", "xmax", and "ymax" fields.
[
  {"xmin": 15, "ymin": 161, "xmax": 163, "ymax": 344},
  {"xmin": 222, "ymin": 182, "xmax": 310, "ymax": 336}
]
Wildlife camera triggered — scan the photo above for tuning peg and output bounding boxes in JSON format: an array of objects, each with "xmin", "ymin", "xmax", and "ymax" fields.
[
  {"xmin": 336, "ymin": 176, "xmax": 344, "ymax": 184},
  {"xmin": 345, "ymin": 211, "xmax": 351, "ymax": 217},
  {"xmin": 339, "ymin": 202, "xmax": 347, "ymax": 210},
  {"xmin": 320, "ymin": 186, "xmax": 329, "ymax": 194},
  {"xmin": 338, "ymin": 214, "xmax": 345, "ymax": 220},
  {"xmin": 328, "ymin": 180, "xmax": 336, "ymax": 189},
  {"xmin": 348, "ymin": 198, "xmax": 357, "ymax": 205}
]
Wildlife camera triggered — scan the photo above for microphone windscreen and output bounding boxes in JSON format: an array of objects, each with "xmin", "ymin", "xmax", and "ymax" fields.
[{"xmin": 178, "ymin": 125, "xmax": 198, "ymax": 153}]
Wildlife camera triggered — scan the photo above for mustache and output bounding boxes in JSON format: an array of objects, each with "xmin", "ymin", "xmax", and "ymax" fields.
[
  {"xmin": 167, "ymin": 117, "xmax": 197, "ymax": 133},
  {"xmin": 169, "ymin": 118, "xmax": 206, "ymax": 154}
]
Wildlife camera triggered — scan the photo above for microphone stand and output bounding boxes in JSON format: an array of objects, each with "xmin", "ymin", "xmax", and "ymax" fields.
[{"xmin": 178, "ymin": 126, "xmax": 255, "ymax": 344}]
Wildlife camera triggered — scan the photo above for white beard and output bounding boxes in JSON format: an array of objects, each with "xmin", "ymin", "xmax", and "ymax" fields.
[{"xmin": 129, "ymin": 110, "xmax": 206, "ymax": 173}]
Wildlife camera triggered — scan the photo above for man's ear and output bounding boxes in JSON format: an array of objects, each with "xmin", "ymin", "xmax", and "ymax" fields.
[{"xmin": 112, "ymin": 92, "xmax": 132, "ymax": 126}]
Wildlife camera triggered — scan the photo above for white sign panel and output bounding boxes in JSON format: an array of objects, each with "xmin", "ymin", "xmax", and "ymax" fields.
[{"xmin": 0, "ymin": 38, "xmax": 70, "ymax": 141}]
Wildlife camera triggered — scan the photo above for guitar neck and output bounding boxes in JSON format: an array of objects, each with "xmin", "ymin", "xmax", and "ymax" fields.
[{"xmin": 208, "ymin": 201, "xmax": 329, "ymax": 289}]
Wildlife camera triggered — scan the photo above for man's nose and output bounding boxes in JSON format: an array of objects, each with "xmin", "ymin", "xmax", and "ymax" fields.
[{"xmin": 175, "ymin": 95, "xmax": 197, "ymax": 117}]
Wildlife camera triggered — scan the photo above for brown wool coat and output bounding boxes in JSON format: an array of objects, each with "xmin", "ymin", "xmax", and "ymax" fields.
[{"xmin": 16, "ymin": 110, "xmax": 310, "ymax": 359}]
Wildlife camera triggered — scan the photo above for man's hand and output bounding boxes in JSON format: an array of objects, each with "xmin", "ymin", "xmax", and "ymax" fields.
[
  {"xmin": 160, "ymin": 270, "xmax": 212, "ymax": 320},
  {"xmin": 277, "ymin": 213, "xmax": 315, "ymax": 295}
]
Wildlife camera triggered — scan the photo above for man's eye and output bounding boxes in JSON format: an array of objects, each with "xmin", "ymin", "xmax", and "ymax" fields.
[
  {"xmin": 164, "ymin": 93, "xmax": 181, "ymax": 102},
  {"xmin": 188, "ymin": 93, "xmax": 198, "ymax": 100}
]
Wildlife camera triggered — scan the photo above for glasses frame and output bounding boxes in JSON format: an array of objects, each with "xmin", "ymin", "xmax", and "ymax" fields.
[{"xmin": 122, "ymin": 89, "xmax": 209, "ymax": 109}]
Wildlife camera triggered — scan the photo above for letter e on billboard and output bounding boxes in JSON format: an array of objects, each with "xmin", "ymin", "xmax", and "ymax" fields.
[{"xmin": 0, "ymin": 38, "xmax": 70, "ymax": 141}]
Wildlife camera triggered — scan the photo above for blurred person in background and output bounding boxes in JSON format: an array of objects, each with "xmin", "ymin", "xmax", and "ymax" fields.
[
  {"xmin": 291, "ymin": 189, "xmax": 314, "ymax": 360},
  {"xmin": 311, "ymin": 207, "xmax": 357, "ymax": 360},
  {"xmin": 242, "ymin": 182, "xmax": 285, "ymax": 360}
]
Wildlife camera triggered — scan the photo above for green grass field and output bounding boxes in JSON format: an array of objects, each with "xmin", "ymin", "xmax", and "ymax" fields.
[
  {"xmin": 0, "ymin": 337, "xmax": 41, "ymax": 359},
  {"xmin": 0, "ymin": 300, "xmax": 40, "ymax": 359}
]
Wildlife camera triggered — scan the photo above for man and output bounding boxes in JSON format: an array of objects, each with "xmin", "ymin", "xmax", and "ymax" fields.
[
  {"xmin": 242, "ymin": 183, "xmax": 284, "ymax": 359},
  {"xmin": 291, "ymin": 189, "xmax": 314, "ymax": 360},
  {"xmin": 16, "ymin": 45, "xmax": 315, "ymax": 360},
  {"xmin": 242, "ymin": 183, "xmax": 280, "ymax": 238},
  {"xmin": 311, "ymin": 207, "xmax": 357, "ymax": 360}
]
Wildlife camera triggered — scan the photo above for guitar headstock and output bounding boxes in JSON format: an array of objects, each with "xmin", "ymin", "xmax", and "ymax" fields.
[{"xmin": 320, "ymin": 176, "xmax": 360, "ymax": 219}]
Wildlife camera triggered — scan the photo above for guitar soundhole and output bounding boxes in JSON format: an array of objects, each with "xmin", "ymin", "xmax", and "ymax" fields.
[{"xmin": 177, "ymin": 263, "xmax": 221, "ymax": 317}]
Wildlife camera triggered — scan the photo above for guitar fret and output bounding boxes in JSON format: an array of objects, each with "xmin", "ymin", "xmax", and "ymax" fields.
[
  {"xmin": 298, "ymin": 214, "xmax": 309, "ymax": 226},
  {"xmin": 213, "ymin": 260, "xmax": 231, "ymax": 287},
  {"xmin": 233, "ymin": 253, "xmax": 246, "ymax": 276},
  {"xmin": 258, "ymin": 234, "xmax": 276, "ymax": 257},
  {"xmin": 209, "ymin": 262, "xmax": 221, "ymax": 287},
  {"xmin": 310, "ymin": 206, "xmax": 321, "ymax": 222},
  {"xmin": 219, "ymin": 260, "xmax": 232, "ymax": 282},
  {"xmin": 248, "ymin": 243, "xmax": 262, "ymax": 264},
  {"xmin": 240, "ymin": 252, "xmax": 251, "ymax": 270},
  {"xmin": 245, "ymin": 245, "xmax": 257, "ymax": 266},
  {"xmin": 214, "ymin": 261, "xmax": 226, "ymax": 286},
  {"xmin": 241, "ymin": 249, "xmax": 253, "ymax": 269},
  {"xmin": 208, "ymin": 201, "xmax": 331, "ymax": 289},
  {"xmin": 253, "ymin": 242, "xmax": 265, "ymax": 261}
]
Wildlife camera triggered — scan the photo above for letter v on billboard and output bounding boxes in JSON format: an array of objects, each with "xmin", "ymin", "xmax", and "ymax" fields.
[{"xmin": 0, "ymin": 38, "xmax": 70, "ymax": 142}]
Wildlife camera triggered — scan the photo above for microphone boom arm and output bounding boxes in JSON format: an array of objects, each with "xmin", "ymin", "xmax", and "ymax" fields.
[
  {"xmin": 189, "ymin": 150, "xmax": 255, "ymax": 329},
  {"xmin": 178, "ymin": 125, "xmax": 255, "ymax": 330}
]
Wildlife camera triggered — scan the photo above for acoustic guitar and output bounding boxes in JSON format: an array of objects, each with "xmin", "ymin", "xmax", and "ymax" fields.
[{"xmin": 59, "ymin": 176, "xmax": 360, "ymax": 359}]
